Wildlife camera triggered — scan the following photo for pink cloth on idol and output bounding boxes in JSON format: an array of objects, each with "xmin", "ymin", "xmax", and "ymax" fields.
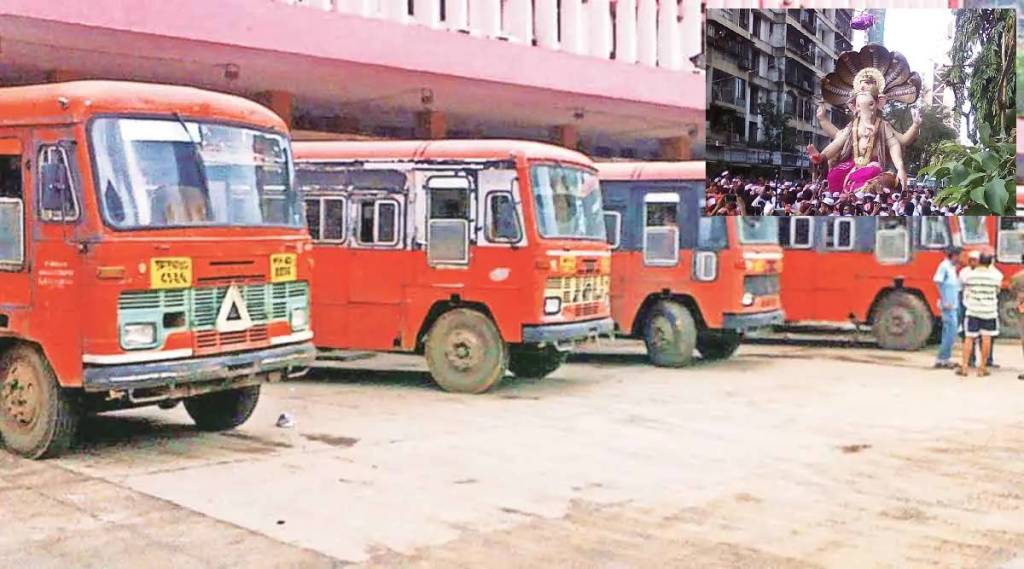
[{"xmin": 826, "ymin": 160, "xmax": 882, "ymax": 194}]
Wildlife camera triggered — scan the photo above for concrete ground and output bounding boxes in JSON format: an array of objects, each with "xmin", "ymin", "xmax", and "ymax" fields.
[{"xmin": 3, "ymin": 339, "xmax": 1024, "ymax": 569}]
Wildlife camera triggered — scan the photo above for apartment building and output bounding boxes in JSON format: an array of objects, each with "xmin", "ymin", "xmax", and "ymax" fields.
[{"xmin": 706, "ymin": 8, "xmax": 855, "ymax": 178}]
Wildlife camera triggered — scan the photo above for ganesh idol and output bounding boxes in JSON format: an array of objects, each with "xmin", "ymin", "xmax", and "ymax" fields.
[{"xmin": 807, "ymin": 44, "xmax": 923, "ymax": 195}]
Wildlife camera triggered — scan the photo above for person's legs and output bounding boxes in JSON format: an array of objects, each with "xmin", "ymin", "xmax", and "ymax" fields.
[
  {"xmin": 936, "ymin": 309, "xmax": 956, "ymax": 365},
  {"xmin": 960, "ymin": 335, "xmax": 975, "ymax": 376},
  {"xmin": 980, "ymin": 335, "xmax": 993, "ymax": 376}
]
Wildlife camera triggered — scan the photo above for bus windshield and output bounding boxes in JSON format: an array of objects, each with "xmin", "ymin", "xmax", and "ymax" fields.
[
  {"xmin": 959, "ymin": 216, "xmax": 989, "ymax": 245},
  {"xmin": 91, "ymin": 117, "xmax": 302, "ymax": 229},
  {"xmin": 737, "ymin": 217, "xmax": 778, "ymax": 244},
  {"xmin": 530, "ymin": 164, "xmax": 606, "ymax": 240}
]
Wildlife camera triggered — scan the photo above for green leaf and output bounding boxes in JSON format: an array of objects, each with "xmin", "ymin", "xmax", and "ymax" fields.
[
  {"xmin": 950, "ymin": 163, "xmax": 968, "ymax": 185},
  {"xmin": 970, "ymin": 185, "xmax": 987, "ymax": 204},
  {"xmin": 981, "ymin": 151, "xmax": 1000, "ymax": 172},
  {"xmin": 962, "ymin": 172, "xmax": 987, "ymax": 188},
  {"xmin": 984, "ymin": 177, "xmax": 1009, "ymax": 213},
  {"xmin": 965, "ymin": 204, "xmax": 991, "ymax": 215}
]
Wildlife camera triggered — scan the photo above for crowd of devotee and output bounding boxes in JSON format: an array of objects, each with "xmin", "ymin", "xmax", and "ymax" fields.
[{"xmin": 704, "ymin": 172, "xmax": 963, "ymax": 217}]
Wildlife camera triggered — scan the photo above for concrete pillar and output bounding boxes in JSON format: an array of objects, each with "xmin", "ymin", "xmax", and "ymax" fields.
[
  {"xmin": 681, "ymin": 0, "xmax": 701, "ymax": 69},
  {"xmin": 337, "ymin": 0, "xmax": 375, "ymax": 17},
  {"xmin": 256, "ymin": 91, "xmax": 294, "ymax": 129},
  {"xmin": 587, "ymin": 0, "xmax": 612, "ymax": 59},
  {"xmin": 615, "ymin": 0, "xmax": 638, "ymax": 63},
  {"xmin": 551, "ymin": 125, "xmax": 580, "ymax": 150},
  {"xmin": 560, "ymin": 0, "xmax": 587, "ymax": 55},
  {"xmin": 415, "ymin": 110, "xmax": 447, "ymax": 139},
  {"xmin": 637, "ymin": 0, "xmax": 658, "ymax": 67},
  {"xmin": 381, "ymin": 0, "xmax": 408, "ymax": 22},
  {"xmin": 535, "ymin": 0, "xmax": 559, "ymax": 49},
  {"xmin": 657, "ymin": 0, "xmax": 681, "ymax": 70},
  {"xmin": 470, "ymin": 0, "xmax": 501, "ymax": 37},
  {"xmin": 414, "ymin": 0, "xmax": 441, "ymax": 27},
  {"xmin": 659, "ymin": 136, "xmax": 692, "ymax": 160},
  {"xmin": 503, "ymin": 0, "xmax": 532, "ymax": 43},
  {"xmin": 446, "ymin": 0, "xmax": 469, "ymax": 30}
]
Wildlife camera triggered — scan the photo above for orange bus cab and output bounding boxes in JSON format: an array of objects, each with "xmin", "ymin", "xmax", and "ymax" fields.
[
  {"xmin": 597, "ymin": 162, "xmax": 784, "ymax": 366},
  {"xmin": 0, "ymin": 82, "xmax": 315, "ymax": 458},
  {"xmin": 778, "ymin": 216, "xmax": 989, "ymax": 350},
  {"xmin": 295, "ymin": 140, "xmax": 613, "ymax": 393}
]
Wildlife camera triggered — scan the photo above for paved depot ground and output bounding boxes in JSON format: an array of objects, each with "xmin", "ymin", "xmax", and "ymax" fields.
[{"xmin": 3, "ymin": 340, "xmax": 1024, "ymax": 568}]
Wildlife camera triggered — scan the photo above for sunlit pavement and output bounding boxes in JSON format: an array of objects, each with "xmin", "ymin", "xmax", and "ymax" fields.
[{"xmin": 3, "ymin": 340, "xmax": 1024, "ymax": 568}]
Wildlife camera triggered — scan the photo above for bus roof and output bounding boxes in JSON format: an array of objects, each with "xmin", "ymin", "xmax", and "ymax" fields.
[
  {"xmin": 0, "ymin": 81, "xmax": 287, "ymax": 132},
  {"xmin": 294, "ymin": 139, "xmax": 595, "ymax": 168},
  {"xmin": 596, "ymin": 161, "xmax": 706, "ymax": 182}
]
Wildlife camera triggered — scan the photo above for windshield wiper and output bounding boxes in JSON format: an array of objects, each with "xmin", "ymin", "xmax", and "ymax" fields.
[{"xmin": 172, "ymin": 112, "xmax": 211, "ymax": 197}]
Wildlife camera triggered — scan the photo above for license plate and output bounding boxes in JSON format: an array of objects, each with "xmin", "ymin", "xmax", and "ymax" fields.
[
  {"xmin": 270, "ymin": 253, "xmax": 297, "ymax": 283},
  {"xmin": 150, "ymin": 257, "xmax": 192, "ymax": 289}
]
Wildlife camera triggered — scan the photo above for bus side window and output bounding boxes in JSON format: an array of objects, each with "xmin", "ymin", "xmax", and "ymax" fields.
[
  {"xmin": 644, "ymin": 200, "xmax": 679, "ymax": 266},
  {"xmin": 487, "ymin": 192, "xmax": 522, "ymax": 243},
  {"xmin": 428, "ymin": 185, "xmax": 470, "ymax": 265},
  {"xmin": 603, "ymin": 211, "xmax": 621, "ymax": 249},
  {"xmin": 920, "ymin": 217, "xmax": 949, "ymax": 248},
  {"xmin": 322, "ymin": 198, "xmax": 346, "ymax": 242},
  {"xmin": 37, "ymin": 145, "xmax": 79, "ymax": 222},
  {"xmin": 304, "ymin": 199, "xmax": 321, "ymax": 240},
  {"xmin": 825, "ymin": 218, "xmax": 854, "ymax": 250},
  {"xmin": 0, "ymin": 152, "xmax": 23, "ymax": 268},
  {"xmin": 357, "ymin": 198, "xmax": 401, "ymax": 247}
]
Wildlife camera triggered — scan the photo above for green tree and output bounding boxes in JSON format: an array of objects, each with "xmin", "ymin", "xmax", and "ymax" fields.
[
  {"xmin": 756, "ymin": 100, "xmax": 797, "ymax": 153},
  {"xmin": 884, "ymin": 104, "xmax": 960, "ymax": 173},
  {"xmin": 941, "ymin": 9, "xmax": 1015, "ymax": 141},
  {"xmin": 918, "ymin": 123, "xmax": 1015, "ymax": 215}
]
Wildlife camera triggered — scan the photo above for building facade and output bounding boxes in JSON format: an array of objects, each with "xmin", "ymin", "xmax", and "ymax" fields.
[
  {"xmin": 0, "ymin": 0, "xmax": 703, "ymax": 160},
  {"xmin": 706, "ymin": 8, "xmax": 854, "ymax": 178}
]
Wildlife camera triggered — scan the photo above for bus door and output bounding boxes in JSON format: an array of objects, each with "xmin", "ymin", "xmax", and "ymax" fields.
[
  {"xmin": 0, "ymin": 136, "xmax": 28, "ymax": 313},
  {"xmin": 813, "ymin": 216, "xmax": 861, "ymax": 321},
  {"xmin": 600, "ymin": 183, "xmax": 628, "ymax": 310},
  {"xmin": 346, "ymin": 169, "xmax": 410, "ymax": 349},
  {"xmin": 777, "ymin": 216, "xmax": 814, "ymax": 319},
  {"xmin": 30, "ymin": 128, "xmax": 85, "ymax": 351}
]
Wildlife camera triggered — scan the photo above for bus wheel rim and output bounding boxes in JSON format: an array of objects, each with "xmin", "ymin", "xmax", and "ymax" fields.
[
  {"xmin": 884, "ymin": 307, "xmax": 912, "ymax": 336},
  {"xmin": 445, "ymin": 329, "xmax": 484, "ymax": 372},
  {"xmin": 1, "ymin": 361, "xmax": 41, "ymax": 431},
  {"xmin": 650, "ymin": 315, "xmax": 673, "ymax": 349}
]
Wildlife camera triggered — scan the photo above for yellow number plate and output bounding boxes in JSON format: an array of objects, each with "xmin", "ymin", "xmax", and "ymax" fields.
[
  {"xmin": 150, "ymin": 257, "xmax": 192, "ymax": 290},
  {"xmin": 270, "ymin": 253, "xmax": 297, "ymax": 283},
  {"xmin": 559, "ymin": 255, "xmax": 577, "ymax": 274}
]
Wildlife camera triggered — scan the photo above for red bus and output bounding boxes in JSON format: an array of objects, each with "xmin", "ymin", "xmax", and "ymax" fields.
[
  {"xmin": 778, "ymin": 216, "xmax": 989, "ymax": 350},
  {"xmin": 0, "ymin": 82, "xmax": 315, "ymax": 458},
  {"xmin": 992, "ymin": 216, "xmax": 1024, "ymax": 337},
  {"xmin": 294, "ymin": 140, "xmax": 613, "ymax": 393},
  {"xmin": 597, "ymin": 162, "xmax": 783, "ymax": 366}
]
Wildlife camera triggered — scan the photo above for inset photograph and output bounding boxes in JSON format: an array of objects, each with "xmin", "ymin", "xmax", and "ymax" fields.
[{"xmin": 706, "ymin": 8, "xmax": 1016, "ymax": 216}]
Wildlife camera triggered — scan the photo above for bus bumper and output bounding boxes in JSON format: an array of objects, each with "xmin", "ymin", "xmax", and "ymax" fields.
[
  {"xmin": 721, "ymin": 309, "xmax": 784, "ymax": 333},
  {"xmin": 82, "ymin": 341, "xmax": 316, "ymax": 392},
  {"xmin": 522, "ymin": 317, "xmax": 615, "ymax": 344}
]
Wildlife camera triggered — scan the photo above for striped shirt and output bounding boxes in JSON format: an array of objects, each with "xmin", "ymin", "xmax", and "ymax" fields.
[{"xmin": 959, "ymin": 266, "xmax": 1003, "ymax": 320}]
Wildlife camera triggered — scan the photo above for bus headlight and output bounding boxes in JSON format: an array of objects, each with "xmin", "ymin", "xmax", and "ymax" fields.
[
  {"xmin": 543, "ymin": 297, "xmax": 562, "ymax": 315},
  {"xmin": 290, "ymin": 307, "xmax": 309, "ymax": 331},
  {"xmin": 741, "ymin": 292, "xmax": 755, "ymax": 307},
  {"xmin": 122, "ymin": 323, "xmax": 157, "ymax": 349}
]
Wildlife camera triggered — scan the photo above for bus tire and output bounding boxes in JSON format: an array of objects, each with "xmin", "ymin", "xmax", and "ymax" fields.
[
  {"xmin": 509, "ymin": 345, "xmax": 568, "ymax": 379},
  {"xmin": 998, "ymin": 289, "xmax": 1020, "ymax": 339},
  {"xmin": 425, "ymin": 308, "xmax": 508, "ymax": 394},
  {"xmin": 643, "ymin": 300, "xmax": 697, "ymax": 367},
  {"xmin": 184, "ymin": 386, "xmax": 260, "ymax": 431},
  {"xmin": 0, "ymin": 344, "xmax": 79, "ymax": 459},
  {"xmin": 873, "ymin": 291, "xmax": 932, "ymax": 351},
  {"xmin": 697, "ymin": 331, "xmax": 742, "ymax": 361}
]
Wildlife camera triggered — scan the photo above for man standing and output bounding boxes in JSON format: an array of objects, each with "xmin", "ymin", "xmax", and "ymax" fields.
[
  {"xmin": 958, "ymin": 253, "xmax": 1003, "ymax": 377},
  {"xmin": 933, "ymin": 247, "xmax": 961, "ymax": 369}
]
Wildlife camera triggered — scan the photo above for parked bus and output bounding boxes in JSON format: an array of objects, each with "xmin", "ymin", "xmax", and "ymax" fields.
[
  {"xmin": 294, "ymin": 140, "xmax": 613, "ymax": 393},
  {"xmin": 993, "ymin": 216, "xmax": 1024, "ymax": 337},
  {"xmin": 777, "ymin": 216, "xmax": 989, "ymax": 350},
  {"xmin": 0, "ymin": 82, "xmax": 315, "ymax": 458},
  {"xmin": 597, "ymin": 162, "xmax": 783, "ymax": 366}
]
